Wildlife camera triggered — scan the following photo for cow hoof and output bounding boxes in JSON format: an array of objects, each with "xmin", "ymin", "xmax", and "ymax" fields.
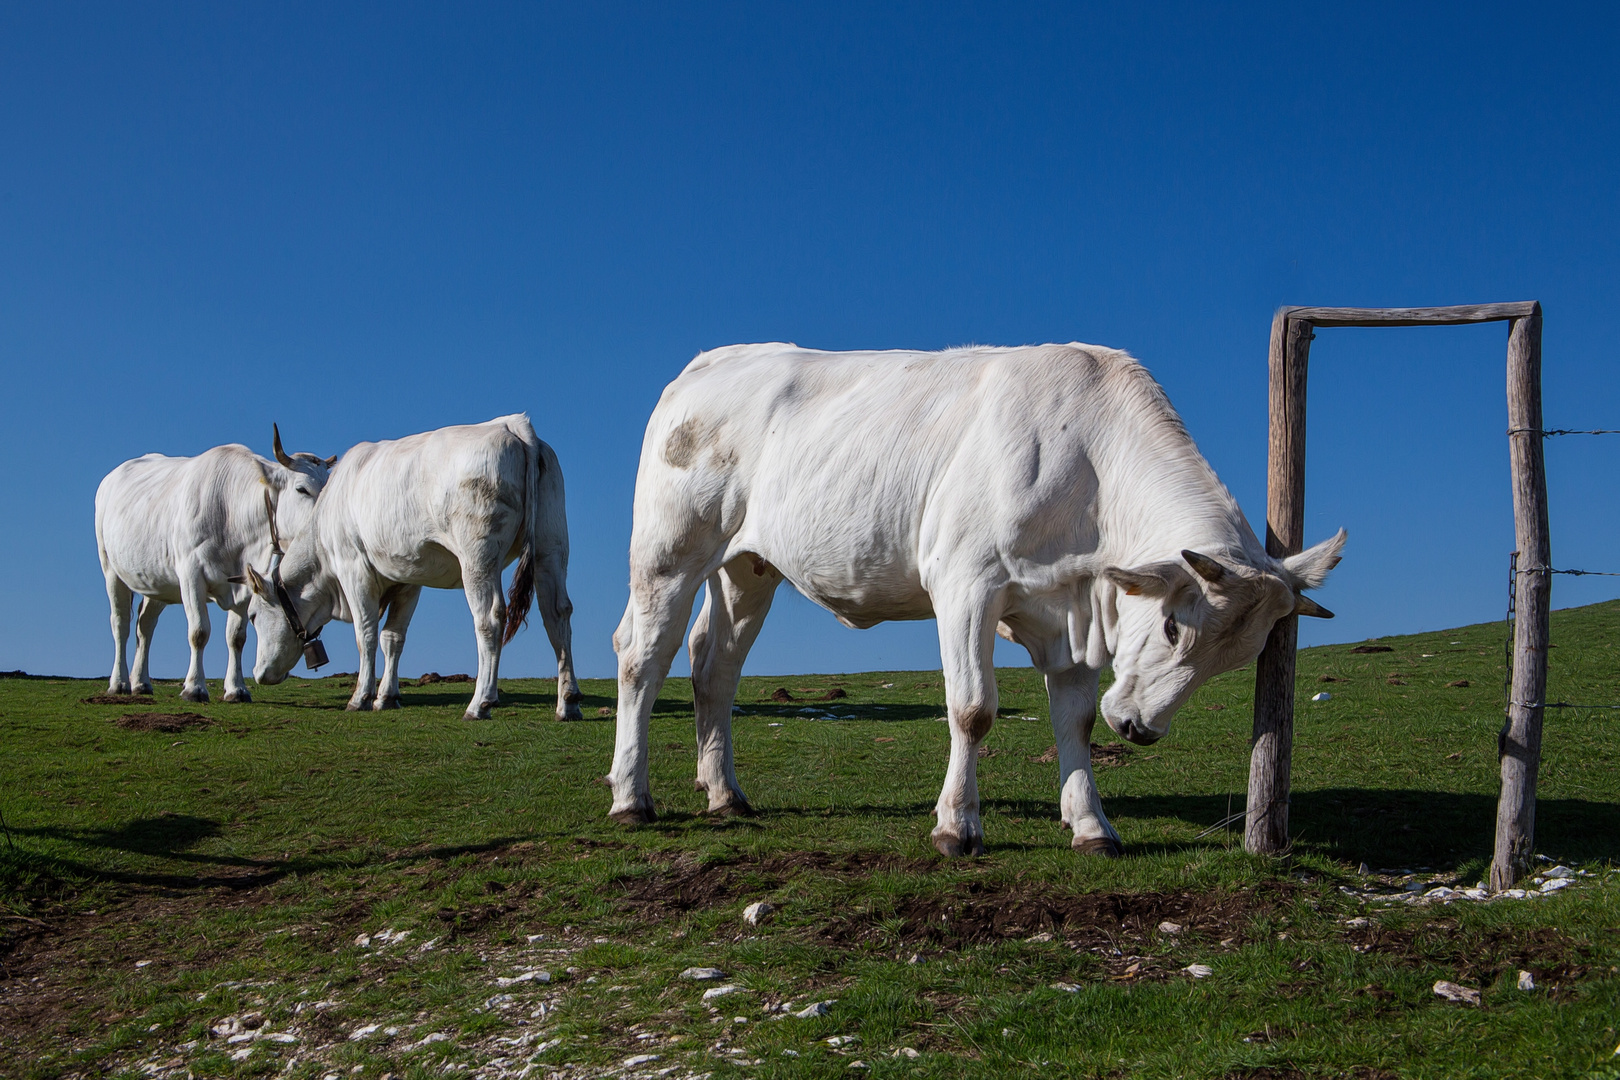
[
  {"xmin": 932, "ymin": 830, "xmax": 986, "ymax": 858},
  {"xmin": 132, "ymin": 681, "xmax": 154, "ymax": 696},
  {"xmin": 609, "ymin": 803, "xmax": 657, "ymax": 826},
  {"xmin": 463, "ymin": 702, "xmax": 493, "ymax": 720},
  {"xmin": 374, "ymin": 695, "xmax": 401, "ymax": 711},
  {"xmin": 180, "ymin": 685, "xmax": 209, "ymax": 703},
  {"xmin": 706, "ymin": 798, "xmax": 754, "ymax": 818},
  {"xmin": 109, "ymin": 681, "xmax": 132, "ymax": 696},
  {"xmin": 346, "ymin": 696, "xmax": 374, "ymax": 712},
  {"xmin": 223, "ymin": 689, "xmax": 252, "ymax": 704},
  {"xmin": 558, "ymin": 703, "xmax": 585, "ymax": 722},
  {"xmin": 1073, "ymin": 836, "xmax": 1124, "ymax": 857}
]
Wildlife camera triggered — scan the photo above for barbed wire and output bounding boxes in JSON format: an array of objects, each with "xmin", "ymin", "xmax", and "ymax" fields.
[{"xmin": 1507, "ymin": 428, "xmax": 1620, "ymax": 437}]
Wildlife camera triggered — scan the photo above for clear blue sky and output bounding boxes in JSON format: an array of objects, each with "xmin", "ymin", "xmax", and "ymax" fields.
[{"xmin": 3, "ymin": 3, "xmax": 1617, "ymax": 682}]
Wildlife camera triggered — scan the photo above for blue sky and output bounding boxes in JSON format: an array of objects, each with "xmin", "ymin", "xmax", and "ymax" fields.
[{"xmin": 3, "ymin": 2, "xmax": 1617, "ymax": 682}]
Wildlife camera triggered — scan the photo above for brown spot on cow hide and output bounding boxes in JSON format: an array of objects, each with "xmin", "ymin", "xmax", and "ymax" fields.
[{"xmin": 663, "ymin": 418, "xmax": 707, "ymax": 468}]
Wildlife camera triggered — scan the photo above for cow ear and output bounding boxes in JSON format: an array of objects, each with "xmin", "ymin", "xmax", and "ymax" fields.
[
  {"xmin": 244, "ymin": 565, "xmax": 270, "ymax": 597},
  {"xmin": 1103, "ymin": 563, "xmax": 1181, "ymax": 598},
  {"xmin": 1282, "ymin": 528, "xmax": 1348, "ymax": 590}
]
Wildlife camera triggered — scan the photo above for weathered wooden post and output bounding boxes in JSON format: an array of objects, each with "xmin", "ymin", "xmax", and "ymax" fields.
[
  {"xmin": 1246, "ymin": 309, "xmax": 1313, "ymax": 855},
  {"xmin": 1493, "ymin": 305, "xmax": 1549, "ymax": 890},
  {"xmin": 1244, "ymin": 302, "xmax": 1547, "ymax": 882}
]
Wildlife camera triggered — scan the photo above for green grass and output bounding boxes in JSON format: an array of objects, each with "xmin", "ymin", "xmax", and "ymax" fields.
[{"xmin": 5, "ymin": 603, "xmax": 1620, "ymax": 1078}]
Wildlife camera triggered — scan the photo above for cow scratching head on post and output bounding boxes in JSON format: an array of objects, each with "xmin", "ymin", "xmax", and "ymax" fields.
[{"xmin": 1098, "ymin": 529, "xmax": 1346, "ymax": 746}]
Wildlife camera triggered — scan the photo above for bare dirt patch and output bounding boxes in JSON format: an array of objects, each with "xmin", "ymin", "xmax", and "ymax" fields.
[
  {"xmin": 1351, "ymin": 645, "xmax": 1394, "ymax": 654},
  {"xmin": 1343, "ymin": 920, "xmax": 1591, "ymax": 994},
  {"xmin": 113, "ymin": 713, "xmax": 213, "ymax": 733},
  {"xmin": 818, "ymin": 883, "xmax": 1295, "ymax": 956},
  {"xmin": 82, "ymin": 694, "xmax": 155, "ymax": 705},
  {"xmin": 616, "ymin": 850, "xmax": 937, "ymax": 916}
]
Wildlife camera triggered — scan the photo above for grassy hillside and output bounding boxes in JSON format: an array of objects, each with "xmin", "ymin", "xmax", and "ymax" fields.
[{"xmin": 4, "ymin": 602, "xmax": 1620, "ymax": 1078}]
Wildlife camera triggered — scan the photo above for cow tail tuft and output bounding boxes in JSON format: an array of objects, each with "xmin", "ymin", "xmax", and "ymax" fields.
[{"xmin": 502, "ymin": 417, "xmax": 543, "ymax": 646}]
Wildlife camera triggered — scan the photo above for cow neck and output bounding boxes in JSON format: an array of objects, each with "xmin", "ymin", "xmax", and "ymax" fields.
[
  {"xmin": 285, "ymin": 492, "xmax": 343, "ymax": 623},
  {"xmin": 1085, "ymin": 386, "xmax": 1264, "ymax": 571}
]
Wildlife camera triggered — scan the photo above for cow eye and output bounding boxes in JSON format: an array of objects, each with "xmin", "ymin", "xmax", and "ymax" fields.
[{"xmin": 1163, "ymin": 616, "xmax": 1179, "ymax": 647}]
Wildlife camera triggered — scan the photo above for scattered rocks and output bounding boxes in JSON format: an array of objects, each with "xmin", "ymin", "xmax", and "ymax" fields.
[
  {"xmin": 1051, "ymin": 982, "xmax": 1080, "ymax": 993},
  {"xmin": 1433, "ymin": 980, "xmax": 1481, "ymax": 1006},
  {"xmin": 1518, "ymin": 969, "xmax": 1536, "ymax": 991},
  {"xmin": 792, "ymin": 1000, "xmax": 834, "ymax": 1018},
  {"xmin": 1310, "ymin": 692, "xmax": 1332, "ymax": 702},
  {"xmin": 742, "ymin": 901, "xmax": 775, "ymax": 926},
  {"xmin": 826, "ymin": 1035, "xmax": 860, "ymax": 1047},
  {"xmin": 1183, "ymin": 964, "xmax": 1213, "ymax": 979},
  {"xmin": 894, "ymin": 1047, "xmax": 921, "ymax": 1059},
  {"xmin": 1157, "ymin": 921, "xmax": 1183, "ymax": 935},
  {"xmin": 493, "ymin": 969, "xmax": 551, "ymax": 987},
  {"xmin": 623, "ymin": 1053, "xmax": 661, "ymax": 1067},
  {"xmin": 680, "ymin": 967, "xmax": 726, "ymax": 981},
  {"xmin": 702, "ymin": 984, "xmax": 745, "ymax": 1001}
]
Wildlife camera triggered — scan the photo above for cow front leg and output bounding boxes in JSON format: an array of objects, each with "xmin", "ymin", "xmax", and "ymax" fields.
[
  {"xmin": 462, "ymin": 568, "xmax": 508, "ymax": 720},
  {"xmin": 375, "ymin": 586, "xmax": 422, "ymax": 711},
  {"xmin": 688, "ymin": 557, "xmax": 779, "ymax": 815},
  {"xmin": 131, "ymin": 596, "xmax": 163, "ymax": 696},
  {"xmin": 105, "ymin": 572, "xmax": 135, "ymax": 695},
  {"xmin": 1046, "ymin": 663, "xmax": 1122, "ymax": 856},
  {"xmin": 931, "ymin": 587, "xmax": 1003, "ymax": 857},
  {"xmin": 222, "ymin": 608, "xmax": 252, "ymax": 702},
  {"xmin": 535, "ymin": 559, "xmax": 583, "ymax": 721},
  {"xmin": 346, "ymin": 589, "xmax": 382, "ymax": 712},
  {"xmin": 178, "ymin": 573, "xmax": 212, "ymax": 702},
  {"xmin": 608, "ymin": 570, "xmax": 705, "ymax": 825}
]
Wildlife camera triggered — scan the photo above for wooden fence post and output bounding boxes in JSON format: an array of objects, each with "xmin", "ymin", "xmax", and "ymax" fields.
[
  {"xmin": 1246, "ymin": 311, "xmax": 1315, "ymax": 854},
  {"xmin": 1492, "ymin": 306, "xmax": 1549, "ymax": 891}
]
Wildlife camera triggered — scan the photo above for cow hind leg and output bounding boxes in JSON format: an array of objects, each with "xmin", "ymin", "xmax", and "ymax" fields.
[
  {"xmin": 689, "ymin": 557, "xmax": 780, "ymax": 815},
  {"xmin": 222, "ymin": 608, "xmax": 252, "ymax": 702},
  {"xmin": 534, "ymin": 556, "xmax": 583, "ymax": 721},
  {"xmin": 105, "ymin": 572, "xmax": 135, "ymax": 695},
  {"xmin": 1045, "ymin": 663, "xmax": 1123, "ymax": 856},
  {"xmin": 608, "ymin": 566, "xmax": 707, "ymax": 825},
  {"xmin": 375, "ymin": 585, "xmax": 423, "ymax": 711},
  {"xmin": 930, "ymin": 585, "xmax": 1003, "ymax": 858},
  {"xmin": 131, "ymin": 596, "xmax": 164, "ymax": 696},
  {"xmin": 463, "ymin": 565, "xmax": 507, "ymax": 721}
]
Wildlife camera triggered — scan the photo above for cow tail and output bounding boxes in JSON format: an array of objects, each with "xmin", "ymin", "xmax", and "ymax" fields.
[{"xmin": 503, "ymin": 418, "xmax": 542, "ymax": 645}]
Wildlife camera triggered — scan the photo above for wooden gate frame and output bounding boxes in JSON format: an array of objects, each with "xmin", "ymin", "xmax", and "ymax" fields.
[{"xmin": 1244, "ymin": 302, "xmax": 1546, "ymax": 892}]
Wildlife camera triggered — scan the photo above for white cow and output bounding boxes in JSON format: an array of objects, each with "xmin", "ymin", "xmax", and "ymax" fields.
[
  {"xmin": 242, "ymin": 414, "xmax": 582, "ymax": 722},
  {"xmin": 608, "ymin": 343, "xmax": 1344, "ymax": 856},
  {"xmin": 95, "ymin": 427, "xmax": 335, "ymax": 702}
]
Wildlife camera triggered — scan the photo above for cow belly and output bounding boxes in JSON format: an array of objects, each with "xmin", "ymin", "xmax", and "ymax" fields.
[{"xmin": 366, "ymin": 542, "xmax": 465, "ymax": 590}]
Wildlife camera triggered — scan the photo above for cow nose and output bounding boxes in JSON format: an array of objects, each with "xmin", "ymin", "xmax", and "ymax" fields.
[{"xmin": 1121, "ymin": 719, "xmax": 1161, "ymax": 746}]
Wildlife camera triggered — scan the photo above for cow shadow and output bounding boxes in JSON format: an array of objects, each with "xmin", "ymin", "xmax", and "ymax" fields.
[{"xmin": 1096, "ymin": 788, "xmax": 1620, "ymax": 870}]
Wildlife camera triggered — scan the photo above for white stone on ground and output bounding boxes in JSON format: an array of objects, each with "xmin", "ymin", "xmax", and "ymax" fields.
[
  {"xmin": 743, "ymin": 901, "xmax": 776, "ymax": 926},
  {"xmin": 1184, "ymin": 964, "xmax": 1213, "ymax": 978},
  {"xmin": 703, "ymin": 984, "xmax": 744, "ymax": 1000},
  {"xmin": 1433, "ymin": 980, "xmax": 1481, "ymax": 1006},
  {"xmin": 793, "ymin": 1000, "xmax": 834, "ymax": 1018},
  {"xmin": 1517, "ymin": 970, "xmax": 1536, "ymax": 991},
  {"xmin": 826, "ymin": 1034, "xmax": 859, "ymax": 1047},
  {"xmin": 623, "ymin": 1054, "xmax": 660, "ymax": 1066},
  {"xmin": 680, "ymin": 967, "xmax": 726, "ymax": 981},
  {"xmin": 1157, "ymin": 921, "xmax": 1182, "ymax": 934}
]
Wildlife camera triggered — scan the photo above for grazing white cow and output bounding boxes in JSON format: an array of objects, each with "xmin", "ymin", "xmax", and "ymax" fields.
[
  {"xmin": 95, "ymin": 427, "xmax": 336, "ymax": 703},
  {"xmin": 608, "ymin": 343, "xmax": 1345, "ymax": 856},
  {"xmin": 242, "ymin": 414, "xmax": 582, "ymax": 722}
]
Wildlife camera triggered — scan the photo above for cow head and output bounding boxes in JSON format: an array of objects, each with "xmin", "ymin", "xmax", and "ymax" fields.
[
  {"xmin": 1098, "ymin": 529, "xmax": 1346, "ymax": 745},
  {"xmin": 272, "ymin": 422, "xmax": 337, "ymax": 498},
  {"xmin": 234, "ymin": 489, "xmax": 335, "ymax": 685}
]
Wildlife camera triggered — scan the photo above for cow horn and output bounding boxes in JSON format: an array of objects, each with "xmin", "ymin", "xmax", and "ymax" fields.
[
  {"xmin": 323, "ymin": 454, "xmax": 337, "ymax": 468},
  {"xmin": 272, "ymin": 423, "xmax": 295, "ymax": 468},
  {"xmin": 1293, "ymin": 593, "xmax": 1334, "ymax": 619},
  {"xmin": 1181, "ymin": 550, "xmax": 1228, "ymax": 584}
]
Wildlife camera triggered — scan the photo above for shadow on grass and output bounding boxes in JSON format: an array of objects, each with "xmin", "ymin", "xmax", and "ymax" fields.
[{"xmin": 6, "ymin": 818, "xmax": 544, "ymax": 893}]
